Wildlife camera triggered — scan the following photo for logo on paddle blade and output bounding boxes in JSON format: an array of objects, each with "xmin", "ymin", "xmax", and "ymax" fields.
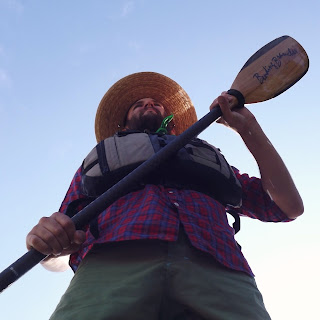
[{"xmin": 253, "ymin": 48, "xmax": 298, "ymax": 84}]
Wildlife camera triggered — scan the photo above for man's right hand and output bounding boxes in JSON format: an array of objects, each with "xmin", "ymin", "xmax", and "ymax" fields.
[{"xmin": 26, "ymin": 212, "xmax": 86, "ymax": 257}]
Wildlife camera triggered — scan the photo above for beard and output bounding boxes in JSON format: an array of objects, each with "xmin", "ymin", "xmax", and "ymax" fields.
[{"xmin": 125, "ymin": 109, "xmax": 164, "ymax": 133}]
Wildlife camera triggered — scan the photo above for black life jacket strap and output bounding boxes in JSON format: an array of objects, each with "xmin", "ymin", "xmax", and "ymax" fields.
[
  {"xmin": 226, "ymin": 208, "xmax": 241, "ymax": 234},
  {"xmin": 65, "ymin": 198, "xmax": 99, "ymax": 237},
  {"xmin": 96, "ymin": 140, "xmax": 109, "ymax": 175},
  {"xmin": 89, "ymin": 217, "xmax": 100, "ymax": 239},
  {"xmin": 65, "ymin": 198, "xmax": 93, "ymax": 218}
]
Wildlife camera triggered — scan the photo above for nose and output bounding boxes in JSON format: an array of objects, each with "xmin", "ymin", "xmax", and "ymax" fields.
[{"xmin": 145, "ymin": 100, "xmax": 154, "ymax": 108}]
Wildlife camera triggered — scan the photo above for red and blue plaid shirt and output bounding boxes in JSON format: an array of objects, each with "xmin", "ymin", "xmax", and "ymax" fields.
[{"xmin": 60, "ymin": 166, "xmax": 292, "ymax": 277}]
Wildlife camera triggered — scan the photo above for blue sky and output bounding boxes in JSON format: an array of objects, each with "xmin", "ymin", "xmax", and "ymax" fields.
[{"xmin": 0, "ymin": 1, "xmax": 319, "ymax": 319}]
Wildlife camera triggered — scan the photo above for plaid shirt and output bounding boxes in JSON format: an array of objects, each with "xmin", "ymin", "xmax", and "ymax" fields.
[{"xmin": 60, "ymin": 167, "xmax": 292, "ymax": 277}]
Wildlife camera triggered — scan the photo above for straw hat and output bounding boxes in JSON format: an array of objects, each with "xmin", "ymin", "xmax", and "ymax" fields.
[{"xmin": 95, "ymin": 72, "xmax": 197, "ymax": 142}]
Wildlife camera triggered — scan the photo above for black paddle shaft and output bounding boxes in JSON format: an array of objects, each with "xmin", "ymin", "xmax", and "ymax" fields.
[{"xmin": 0, "ymin": 106, "xmax": 223, "ymax": 293}]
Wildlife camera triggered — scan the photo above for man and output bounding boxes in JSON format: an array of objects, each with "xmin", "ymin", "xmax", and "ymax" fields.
[{"xmin": 26, "ymin": 72, "xmax": 303, "ymax": 319}]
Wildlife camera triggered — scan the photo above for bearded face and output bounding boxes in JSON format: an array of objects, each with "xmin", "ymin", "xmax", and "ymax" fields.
[{"xmin": 125, "ymin": 98, "xmax": 167, "ymax": 132}]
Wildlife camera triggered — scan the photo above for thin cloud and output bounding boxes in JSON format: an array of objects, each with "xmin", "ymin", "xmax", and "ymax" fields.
[
  {"xmin": 128, "ymin": 40, "xmax": 141, "ymax": 52},
  {"xmin": 106, "ymin": 1, "xmax": 134, "ymax": 20},
  {"xmin": 121, "ymin": 1, "xmax": 134, "ymax": 17},
  {"xmin": 0, "ymin": 69, "xmax": 11, "ymax": 87},
  {"xmin": 0, "ymin": 0, "xmax": 24, "ymax": 14}
]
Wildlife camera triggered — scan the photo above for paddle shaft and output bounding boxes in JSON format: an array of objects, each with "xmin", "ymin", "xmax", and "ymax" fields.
[{"xmin": 0, "ymin": 106, "xmax": 223, "ymax": 293}]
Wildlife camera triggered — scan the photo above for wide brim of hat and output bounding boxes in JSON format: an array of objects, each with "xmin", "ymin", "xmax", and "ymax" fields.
[{"xmin": 95, "ymin": 72, "xmax": 198, "ymax": 142}]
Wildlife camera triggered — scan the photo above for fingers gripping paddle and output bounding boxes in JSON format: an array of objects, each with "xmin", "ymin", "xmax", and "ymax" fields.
[{"xmin": 0, "ymin": 35, "xmax": 309, "ymax": 293}]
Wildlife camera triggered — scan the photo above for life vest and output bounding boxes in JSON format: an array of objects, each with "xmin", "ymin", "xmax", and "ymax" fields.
[{"xmin": 81, "ymin": 131, "xmax": 242, "ymax": 207}]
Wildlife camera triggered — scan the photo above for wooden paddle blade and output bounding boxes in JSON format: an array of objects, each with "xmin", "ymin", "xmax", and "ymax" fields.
[{"xmin": 231, "ymin": 36, "xmax": 309, "ymax": 104}]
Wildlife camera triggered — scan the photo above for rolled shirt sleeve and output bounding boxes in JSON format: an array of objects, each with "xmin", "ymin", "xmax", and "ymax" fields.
[{"xmin": 231, "ymin": 167, "xmax": 294, "ymax": 222}]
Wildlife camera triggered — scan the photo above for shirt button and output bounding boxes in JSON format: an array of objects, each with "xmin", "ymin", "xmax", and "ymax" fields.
[{"xmin": 173, "ymin": 202, "xmax": 179, "ymax": 207}]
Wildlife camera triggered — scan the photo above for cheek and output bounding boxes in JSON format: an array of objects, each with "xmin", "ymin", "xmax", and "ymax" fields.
[
  {"xmin": 159, "ymin": 107, "xmax": 166, "ymax": 117},
  {"xmin": 126, "ymin": 108, "xmax": 137, "ymax": 122},
  {"xmin": 126, "ymin": 111, "xmax": 133, "ymax": 121}
]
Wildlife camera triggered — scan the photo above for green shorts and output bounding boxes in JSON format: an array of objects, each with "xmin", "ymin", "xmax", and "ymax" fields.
[{"xmin": 50, "ymin": 229, "xmax": 271, "ymax": 320}]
